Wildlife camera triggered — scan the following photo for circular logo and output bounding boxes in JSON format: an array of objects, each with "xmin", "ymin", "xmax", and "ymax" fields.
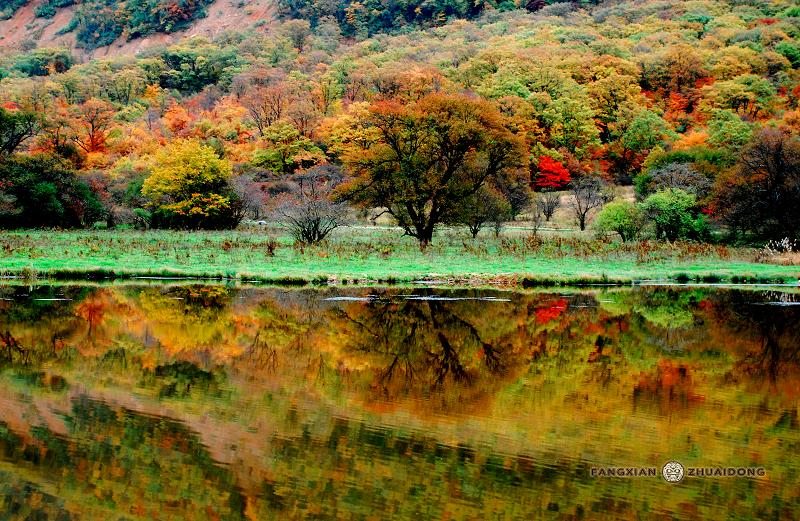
[{"xmin": 662, "ymin": 461, "xmax": 685, "ymax": 483}]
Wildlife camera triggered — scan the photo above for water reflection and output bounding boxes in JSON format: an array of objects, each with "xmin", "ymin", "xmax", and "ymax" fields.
[{"xmin": 0, "ymin": 284, "xmax": 798, "ymax": 520}]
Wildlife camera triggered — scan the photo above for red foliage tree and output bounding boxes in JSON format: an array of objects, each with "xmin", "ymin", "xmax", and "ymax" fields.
[
  {"xmin": 790, "ymin": 85, "xmax": 800, "ymax": 108},
  {"xmin": 534, "ymin": 156, "xmax": 571, "ymax": 191}
]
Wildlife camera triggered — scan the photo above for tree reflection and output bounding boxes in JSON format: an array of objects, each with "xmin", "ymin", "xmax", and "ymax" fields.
[
  {"xmin": 0, "ymin": 285, "xmax": 799, "ymax": 520},
  {"xmin": 0, "ymin": 395, "xmax": 245, "ymax": 520},
  {"xmin": 709, "ymin": 290, "xmax": 800, "ymax": 385},
  {"xmin": 330, "ymin": 292, "xmax": 530, "ymax": 410},
  {"xmin": 633, "ymin": 360, "xmax": 705, "ymax": 416}
]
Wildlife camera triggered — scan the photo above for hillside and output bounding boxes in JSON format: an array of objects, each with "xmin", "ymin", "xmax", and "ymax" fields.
[
  {"xmin": 0, "ymin": 0, "xmax": 594, "ymax": 58},
  {"xmin": 0, "ymin": 0, "xmax": 275, "ymax": 58}
]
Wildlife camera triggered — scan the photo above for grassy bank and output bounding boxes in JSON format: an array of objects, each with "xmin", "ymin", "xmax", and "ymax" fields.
[{"xmin": 1, "ymin": 228, "xmax": 798, "ymax": 286}]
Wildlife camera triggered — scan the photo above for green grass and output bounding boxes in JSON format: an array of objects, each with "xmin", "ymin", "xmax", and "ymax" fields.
[{"xmin": 1, "ymin": 227, "xmax": 798, "ymax": 286}]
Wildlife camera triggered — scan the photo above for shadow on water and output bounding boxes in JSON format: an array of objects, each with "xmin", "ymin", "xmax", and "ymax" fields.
[{"xmin": 0, "ymin": 284, "xmax": 798, "ymax": 520}]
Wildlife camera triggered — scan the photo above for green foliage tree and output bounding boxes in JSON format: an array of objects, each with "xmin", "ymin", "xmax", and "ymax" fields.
[
  {"xmin": 253, "ymin": 122, "xmax": 324, "ymax": 175},
  {"xmin": 608, "ymin": 109, "xmax": 676, "ymax": 182},
  {"xmin": 0, "ymin": 154, "xmax": 106, "ymax": 228},
  {"xmin": 588, "ymin": 72, "xmax": 641, "ymax": 143},
  {"xmin": 593, "ymin": 200, "xmax": 643, "ymax": 242},
  {"xmin": 643, "ymin": 44, "xmax": 707, "ymax": 94},
  {"xmin": 641, "ymin": 189, "xmax": 708, "ymax": 241},
  {"xmin": 775, "ymin": 41, "xmax": 800, "ymax": 68},
  {"xmin": 702, "ymin": 75, "xmax": 776, "ymax": 117},
  {"xmin": 542, "ymin": 96, "xmax": 600, "ymax": 157},
  {"xmin": 0, "ymin": 107, "xmax": 40, "ymax": 156},
  {"xmin": 11, "ymin": 47, "xmax": 73, "ymax": 76},
  {"xmin": 158, "ymin": 41, "xmax": 240, "ymax": 93},
  {"xmin": 706, "ymin": 109, "xmax": 752, "ymax": 151},
  {"xmin": 619, "ymin": 110, "xmax": 675, "ymax": 155}
]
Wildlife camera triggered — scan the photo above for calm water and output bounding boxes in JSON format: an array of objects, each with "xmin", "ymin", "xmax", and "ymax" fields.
[{"xmin": 0, "ymin": 284, "xmax": 798, "ymax": 520}]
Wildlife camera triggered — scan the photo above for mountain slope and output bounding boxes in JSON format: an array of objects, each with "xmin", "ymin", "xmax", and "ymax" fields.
[
  {"xmin": 0, "ymin": 0, "xmax": 593, "ymax": 59},
  {"xmin": 0, "ymin": 0, "xmax": 275, "ymax": 58}
]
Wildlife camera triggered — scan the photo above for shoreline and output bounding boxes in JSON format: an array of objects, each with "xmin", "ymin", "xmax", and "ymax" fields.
[
  {"xmin": 1, "ymin": 267, "xmax": 796, "ymax": 288},
  {"xmin": 2, "ymin": 229, "xmax": 798, "ymax": 288}
]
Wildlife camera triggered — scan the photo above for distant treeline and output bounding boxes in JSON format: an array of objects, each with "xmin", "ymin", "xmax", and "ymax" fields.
[{"xmin": 276, "ymin": 0, "xmax": 603, "ymax": 38}]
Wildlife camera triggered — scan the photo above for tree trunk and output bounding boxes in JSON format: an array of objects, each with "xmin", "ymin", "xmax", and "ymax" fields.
[
  {"xmin": 470, "ymin": 226, "xmax": 480, "ymax": 239},
  {"xmin": 416, "ymin": 220, "xmax": 435, "ymax": 249}
]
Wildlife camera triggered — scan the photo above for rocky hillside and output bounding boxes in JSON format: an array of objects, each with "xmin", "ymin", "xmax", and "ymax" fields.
[
  {"xmin": 0, "ymin": 0, "xmax": 275, "ymax": 58},
  {"xmin": 0, "ymin": 0, "xmax": 599, "ymax": 59}
]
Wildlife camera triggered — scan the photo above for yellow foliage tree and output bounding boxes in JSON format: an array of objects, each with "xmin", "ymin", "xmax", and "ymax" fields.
[
  {"xmin": 143, "ymin": 139, "xmax": 232, "ymax": 202},
  {"xmin": 142, "ymin": 140, "xmax": 240, "ymax": 229}
]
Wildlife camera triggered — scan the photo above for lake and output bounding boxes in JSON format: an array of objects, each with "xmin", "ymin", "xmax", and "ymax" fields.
[{"xmin": 0, "ymin": 284, "xmax": 798, "ymax": 520}]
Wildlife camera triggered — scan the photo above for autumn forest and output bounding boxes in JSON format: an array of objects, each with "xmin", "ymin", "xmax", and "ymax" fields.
[{"xmin": 0, "ymin": 0, "xmax": 799, "ymax": 251}]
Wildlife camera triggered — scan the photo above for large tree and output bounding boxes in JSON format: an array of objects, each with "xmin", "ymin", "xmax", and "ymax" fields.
[
  {"xmin": 713, "ymin": 128, "xmax": 800, "ymax": 240},
  {"xmin": 69, "ymin": 98, "xmax": 114, "ymax": 154},
  {"xmin": 0, "ymin": 107, "xmax": 40, "ymax": 156},
  {"xmin": 335, "ymin": 93, "xmax": 525, "ymax": 246}
]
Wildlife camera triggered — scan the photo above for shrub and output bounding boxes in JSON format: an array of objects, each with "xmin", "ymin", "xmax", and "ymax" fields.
[
  {"xmin": 35, "ymin": 4, "xmax": 55, "ymax": 17},
  {"xmin": 34, "ymin": 0, "xmax": 74, "ymax": 19},
  {"xmin": 0, "ymin": 0, "xmax": 28, "ymax": 20},
  {"xmin": 457, "ymin": 185, "xmax": 512, "ymax": 238},
  {"xmin": 276, "ymin": 0, "xmax": 495, "ymax": 38},
  {"xmin": 72, "ymin": 0, "xmax": 214, "ymax": 49},
  {"xmin": 641, "ymin": 189, "xmax": 708, "ymax": 241},
  {"xmin": 273, "ymin": 165, "xmax": 348, "ymax": 244},
  {"xmin": 73, "ymin": 2, "xmax": 124, "ymax": 48},
  {"xmin": 594, "ymin": 200, "xmax": 644, "ymax": 242}
]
